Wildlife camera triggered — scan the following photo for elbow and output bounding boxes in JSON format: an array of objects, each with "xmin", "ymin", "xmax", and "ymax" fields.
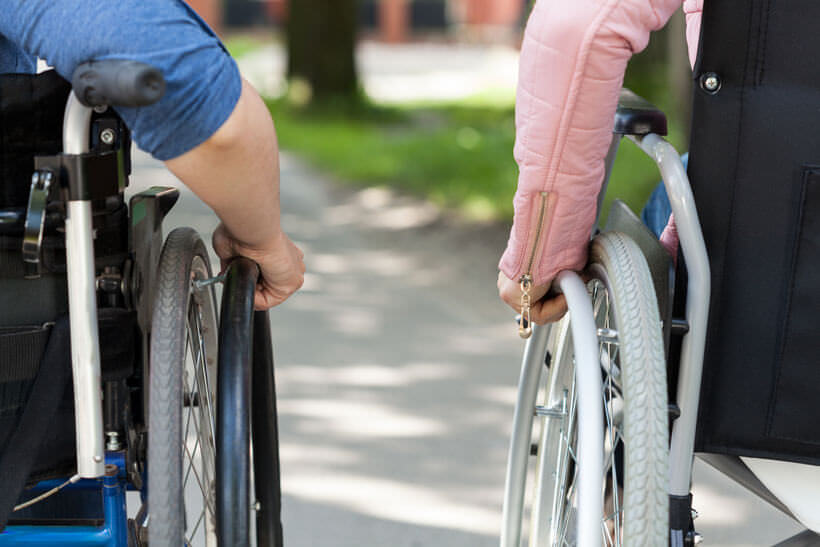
[
  {"xmin": 204, "ymin": 79, "xmax": 275, "ymax": 150},
  {"xmin": 201, "ymin": 78, "xmax": 278, "ymax": 158}
]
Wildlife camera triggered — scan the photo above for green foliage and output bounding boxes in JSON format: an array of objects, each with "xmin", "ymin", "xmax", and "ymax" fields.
[
  {"xmin": 268, "ymin": 41, "xmax": 689, "ymax": 223},
  {"xmin": 269, "ymin": 98, "xmax": 520, "ymax": 220},
  {"xmin": 223, "ymin": 35, "xmax": 269, "ymax": 60},
  {"xmin": 270, "ymin": 95, "xmax": 683, "ymax": 222}
]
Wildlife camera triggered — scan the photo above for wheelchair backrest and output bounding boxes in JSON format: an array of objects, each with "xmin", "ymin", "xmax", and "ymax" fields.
[{"xmin": 688, "ymin": 0, "xmax": 820, "ymax": 465}]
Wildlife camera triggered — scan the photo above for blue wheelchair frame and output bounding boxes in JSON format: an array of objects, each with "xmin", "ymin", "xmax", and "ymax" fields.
[{"xmin": 2, "ymin": 452, "xmax": 132, "ymax": 547}]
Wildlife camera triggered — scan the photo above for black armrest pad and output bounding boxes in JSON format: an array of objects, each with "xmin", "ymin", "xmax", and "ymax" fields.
[{"xmin": 613, "ymin": 89, "xmax": 667, "ymax": 136}]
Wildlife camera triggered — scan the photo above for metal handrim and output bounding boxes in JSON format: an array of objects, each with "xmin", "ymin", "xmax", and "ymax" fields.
[{"xmin": 549, "ymin": 274, "xmax": 626, "ymax": 547}]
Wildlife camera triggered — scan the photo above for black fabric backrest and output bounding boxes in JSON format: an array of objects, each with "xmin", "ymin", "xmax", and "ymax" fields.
[
  {"xmin": 0, "ymin": 71, "xmax": 70, "ymax": 209},
  {"xmin": 688, "ymin": 0, "xmax": 820, "ymax": 464}
]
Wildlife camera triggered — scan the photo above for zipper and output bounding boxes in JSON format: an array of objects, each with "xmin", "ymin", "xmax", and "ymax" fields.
[{"xmin": 518, "ymin": 192, "xmax": 549, "ymax": 339}]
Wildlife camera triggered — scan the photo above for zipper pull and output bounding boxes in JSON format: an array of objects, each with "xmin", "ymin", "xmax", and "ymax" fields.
[{"xmin": 519, "ymin": 275, "xmax": 533, "ymax": 339}]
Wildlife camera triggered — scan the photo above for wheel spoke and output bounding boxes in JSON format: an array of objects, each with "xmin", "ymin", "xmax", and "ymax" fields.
[
  {"xmin": 183, "ymin": 433, "xmax": 201, "ymax": 489},
  {"xmin": 186, "ymin": 508, "xmax": 206, "ymax": 544},
  {"xmin": 184, "ymin": 437, "xmax": 215, "ymax": 516},
  {"xmin": 193, "ymin": 310, "xmax": 217, "ymax": 458}
]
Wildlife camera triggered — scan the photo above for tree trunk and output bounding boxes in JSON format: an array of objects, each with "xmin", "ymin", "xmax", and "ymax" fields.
[
  {"xmin": 667, "ymin": 7, "xmax": 692, "ymax": 143},
  {"xmin": 286, "ymin": 0, "xmax": 359, "ymax": 100}
]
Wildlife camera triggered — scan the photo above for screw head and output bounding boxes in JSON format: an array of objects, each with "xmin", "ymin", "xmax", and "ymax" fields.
[
  {"xmin": 701, "ymin": 72, "xmax": 721, "ymax": 93},
  {"xmin": 100, "ymin": 128, "xmax": 116, "ymax": 145},
  {"xmin": 687, "ymin": 531, "xmax": 704, "ymax": 545}
]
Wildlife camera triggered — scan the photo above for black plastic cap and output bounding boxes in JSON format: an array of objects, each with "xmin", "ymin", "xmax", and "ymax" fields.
[
  {"xmin": 613, "ymin": 88, "xmax": 668, "ymax": 136},
  {"xmin": 72, "ymin": 60, "xmax": 166, "ymax": 108}
]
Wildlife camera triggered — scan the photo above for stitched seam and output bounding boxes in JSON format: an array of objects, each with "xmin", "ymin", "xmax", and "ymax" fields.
[
  {"xmin": 526, "ymin": 35, "xmax": 565, "ymax": 57},
  {"xmin": 647, "ymin": 0, "xmax": 663, "ymax": 29},
  {"xmin": 543, "ymin": 0, "xmax": 621, "ymax": 194},
  {"xmin": 519, "ymin": 0, "xmax": 621, "ymax": 279},
  {"xmin": 510, "ymin": 17, "xmax": 547, "ymax": 274},
  {"xmin": 0, "ymin": 80, "xmax": 5, "ymax": 205},
  {"xmin": 581, "ymin": 74, "xmax": 624, "ymax": 85},
  {"xmin": 517, "ymin": 85, "xmax": 561, "ymax": 109},
  {"xmin": 765, "ymin": 169, "xmax": 813, "ymax": 437},
  {"xmin": 757, "ymin": 0, "xmax": 772, "ymax": 85},
  {"xmin": 701, "ymin": 2, "xmax": 755, "ymax": 441}
]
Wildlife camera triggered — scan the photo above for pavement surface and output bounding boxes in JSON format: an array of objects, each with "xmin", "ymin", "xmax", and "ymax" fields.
[{"xmin": 129, "ymin": 146, "xmax": 808, "ymax": 546}]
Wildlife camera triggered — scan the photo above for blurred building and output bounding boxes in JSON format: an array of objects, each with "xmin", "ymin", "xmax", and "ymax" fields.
[
  {"xmin": 189, "ymin": 0, "xmax": 528, "ymax": 42},
  {"xmin": 366, "ymin": 0, "xmax": 528, "ymax": 42},
  {"xmin": 187, "ymin": 0, "xmax": 223, "ymax": 33}
]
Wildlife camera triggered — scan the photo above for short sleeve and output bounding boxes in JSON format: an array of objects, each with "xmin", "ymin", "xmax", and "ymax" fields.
[{"xmin": 0, "ymin": 0, "xmax": 242, "ymax": 160}]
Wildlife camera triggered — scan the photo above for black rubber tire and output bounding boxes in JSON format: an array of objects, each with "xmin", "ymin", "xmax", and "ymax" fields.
[{"xmin": 148, "ymin": 228, "xmax": 219, "ymax": 546}]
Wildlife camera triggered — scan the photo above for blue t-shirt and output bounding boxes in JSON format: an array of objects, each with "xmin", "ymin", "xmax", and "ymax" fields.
[{"xmin": 0, "ymin": 1, "xmax": 241, "ymax": 161}]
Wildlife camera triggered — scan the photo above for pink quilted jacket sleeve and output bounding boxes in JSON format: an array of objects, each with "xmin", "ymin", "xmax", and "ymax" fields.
[{"xmin": 499, "ymin": 0, "xmax": 701, "ymax": 286}]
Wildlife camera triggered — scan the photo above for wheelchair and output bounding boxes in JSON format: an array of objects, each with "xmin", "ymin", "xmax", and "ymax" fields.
[
  {"xmin": 499, "ymin": 87, "xmax": 820, "ymax": 547},
  {"xmin": 0, "ymin": 61, "xmax": 283, "ymax": 546}
]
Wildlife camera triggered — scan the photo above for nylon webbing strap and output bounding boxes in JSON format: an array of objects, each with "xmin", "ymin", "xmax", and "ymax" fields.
[
  {"xmin": 0, "ymin": 318, "xmax": 69, "ymax": 531},
  {"xmin": 0, "ymin": 236, "xmax": 65, "ymax": 278},
  {"xmin": 0, "ymin": 326, "xmax": 49, "ymax": 383}
]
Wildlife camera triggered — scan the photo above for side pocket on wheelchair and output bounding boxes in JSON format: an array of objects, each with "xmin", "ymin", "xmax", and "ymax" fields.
[
  {"xmin": 0, "ymin": 324, "xmax": 52, "ymax": 444},
  {"xmin": 0, "ymin": 308, "xmax": 138, "ymax": 530},
  {"xmin": 766, "ymin": 167, "xmax": 820, "ymax": 445},
  {"xmin": 0, "ymin": 320, "xmax": 75, "ymax": 489}
]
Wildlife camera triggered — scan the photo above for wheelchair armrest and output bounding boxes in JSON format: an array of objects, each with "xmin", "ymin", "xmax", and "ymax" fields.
[{"xmin": 613, "ymin": 89, "xmax": 667, "ymax": 136}]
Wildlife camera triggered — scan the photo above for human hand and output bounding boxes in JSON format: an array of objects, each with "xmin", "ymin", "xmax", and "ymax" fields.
[
  {"xmin": 497, "ymin": 271, "xmax": 567, "ymax": 325},
  {"xmin": 212, "ymin": 223, "xmax": 305, "ymax": 310}
]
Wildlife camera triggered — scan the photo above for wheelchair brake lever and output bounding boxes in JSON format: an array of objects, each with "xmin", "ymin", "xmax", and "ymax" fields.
[{"xmin": 22, "ymin": 169, "xmax": 55, "ymax": 279}]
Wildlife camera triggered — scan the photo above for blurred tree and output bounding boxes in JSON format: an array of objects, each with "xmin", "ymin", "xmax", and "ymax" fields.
[
  {"xmin": 667, "ymin": 8, "xmax": 692, "ymax": 142},
  {"xmin": 286, "ymin": 0, "xmax": 359, "ymax": 100}
]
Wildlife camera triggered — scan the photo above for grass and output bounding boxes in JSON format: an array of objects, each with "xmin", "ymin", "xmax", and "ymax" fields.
[
  {"xmin": 267, "ymin": 36, "xmax": 689, "ymax": 223},
  {"xmin": 269, "ymin": 98, "xmax": 520, "ymax": 221},
  {"xmin": 223, "ymin": 34, "xmax": 272, "ymax": 60},
  {"xmin": 269, "ymin": 95, "xmax": 683, "ymax": 223}
]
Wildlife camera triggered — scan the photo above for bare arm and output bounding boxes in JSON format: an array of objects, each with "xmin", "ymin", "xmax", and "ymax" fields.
[{"xmin": 166, "ymin": 79, "xmax": 304, "ymax": 309}]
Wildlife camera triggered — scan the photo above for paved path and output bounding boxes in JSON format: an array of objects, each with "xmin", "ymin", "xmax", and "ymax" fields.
[{"xmin": 129, "ymin": 150, "xmax": 805, "ymax": 546}]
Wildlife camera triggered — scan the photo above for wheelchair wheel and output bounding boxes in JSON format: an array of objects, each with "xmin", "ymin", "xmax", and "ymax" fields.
[
  {"xmin": 529, "ymin": 232, "xmax": 668, "ymax": 546},
  {"xmin": 148, "ymin": 228, "xmax": 219, "ymax": 546}
]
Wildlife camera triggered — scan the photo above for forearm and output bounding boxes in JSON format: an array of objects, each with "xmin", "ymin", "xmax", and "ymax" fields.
[
  {"xmin": 165, "ymin": 79, "xmax": 282, "ymax": 250},
  {"xmin": 499, "ymin": 0, "xmax": 683, "ymax": 286}
]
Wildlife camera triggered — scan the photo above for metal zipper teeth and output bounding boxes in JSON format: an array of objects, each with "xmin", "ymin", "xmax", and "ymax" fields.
[{"xmin": 521, "ymin": 191, "xmax": 549, "ymax": 282}]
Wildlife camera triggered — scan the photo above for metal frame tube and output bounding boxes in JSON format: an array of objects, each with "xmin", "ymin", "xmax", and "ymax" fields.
[
  {"xmin": 632, "ymin": 133, "xmax": 711, "ymax": 497},
  {"xmin": 63, "ymin": 93, "xmax": 93, "ymax": 156},
  {"xmin": 556, "ymin": 271, "xmax": 604, "ymax": 547},
  {"xmin": 65, "ymin": 202, "xmax": 105, "ymax": 478},
  {"xmin": 499, "ymin": 323, "xmax": 551, "ymax": 547},
  {"xmin": 63, "ymin": 92, "xmax": 105, "ymax": 478},
  {"xmin": 594, "ymin": 134, "xmax": 623, "ymax": 229}
]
